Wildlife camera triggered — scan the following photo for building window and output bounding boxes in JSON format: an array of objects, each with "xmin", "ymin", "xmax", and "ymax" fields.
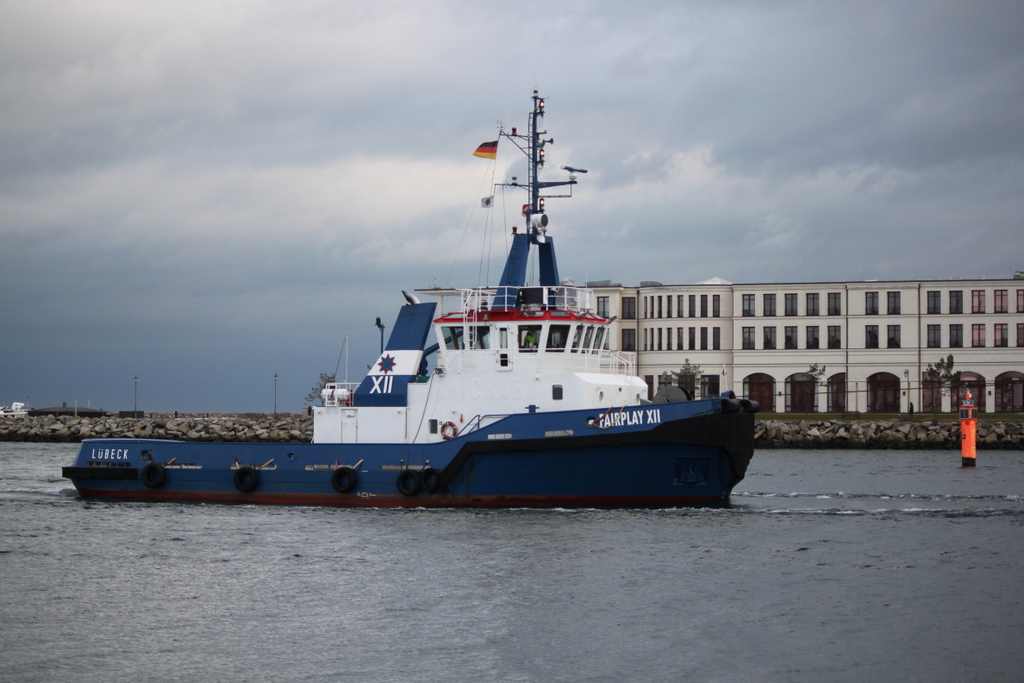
[
  {"xmin": 689, "ymin": 295, "xmax": 696, "ymax": 318},
  {"xmin": 1018, "ymin": 323, "xmax": 1024, "ymax": 347},
  {"xmin": 712, "ymin": 327, "xmax": 721, "ymax": 350},
  {"xmin": 994, "ymin": 289, "xmax": 1008, "ymax": 313},
  {"xmin": 887, "ymin": 291, "xmax": 901, "ymax": 315},
  {"xmin": 972, "ymin": 290, "xmax": 985, "ymax": 314},
  {"xmin": 994, "ymin": 323, "xmax": 1008, "ymax": 347},
  {"xmin": 806, "ymin": 293, "xmax": 819, "ymax": 316},
  {"xmin": 1018, "ymin": 290, "xmax": 1024, "ymax": 313},
  {"xmin": 865, "ymin": 291, "xmax": 879, "ymax": 315},
  {"xmin": 657, "ymin": 296, "xmax": 664, "ymax": 319},
  {"xmin": 677, "ymin": 327, "xmax": 685, "ymax": 349},
  {"xmin": 763, "ymin": 326, "xmax": 777, "ymax": 350},
  {"xmin": 927, "ymin": 291, "xmax": 941, "ymax": 314},
  {"xmin": 827, "ymin": 326, "xmax": 841, "ymax": 349},
  {"xmin": 622, "ymin": 297, "xmax": 636, "ymax": 319},
  {"xmin": 700, "ymin": 294, "xmax": 708, "ymax": 318},
  {"xmin": 785, "ymin": 293, "xmax": 798, "ymax": 316},
  {"xmin": 742, "ymin": 294, "xmax": 755, "ymax": 317},
  {"xmin": 950, "ymin": 324, "xmax": 963, "ymax": 348},
  {"xmin": 887, "ymin": 325, "xmax": 901, "ymax": 348},
  {"xmin": 866, "ymin": 325, "xmax": 879, "ymax": 348},
  {"xmin": 742, "ymin": 327, "xmax": 755, "ymax": 350},
  {"xmin": 927, "ymin": 324, "xmax": 941, "ymax": 348},
  {"xmin": 597, "ymin": 296, "xmax": 609, "ymax": 318},
  {"xmin": 950, "ymin": 290, "xmax": 963, "ymax": 314},
  {"xmin": 689, "ymin": 327, "xmax": 696, "ymax": 350},
  {"xmin": 972, "ymin": 323, "xmax": 985, "ymax": 347},
  {"xmin": 806, "ymin": 326, "xmax": 819, "ymax": 349},
  {"xmin": 701, "ymin": 375, "xmax": 720, "ymax": 401},
  {"xmin": 700, "ymin": 327, "xmax": 708, "ymax": 350},
  {"xmin": 657, "ymin": 327, "xmax": 663, "ymax": 350},
  {"xmin": 665, "ymin": 327, "xmax": 672, "ymax": 350},
  {"xmin": 666, "ymin": 296, "xmax": 673, "ymax": 318},
  {"xmin": 712, "ymin": 294, "xmax": 720, "ymax": 318},
  {"xmin": 784, "ymin": 326, "xmax": 798, "ymax": 349},
  {"xmin": 763, "ymin": 294, "xmax": 776, "ymax": 317},
  {"xmin": 828, "ymin": 292, "xmax": 842, "ymax": 316},
  {"xmin": 621, "ymin": 328, "xmax": 636, "ymax": 351}
]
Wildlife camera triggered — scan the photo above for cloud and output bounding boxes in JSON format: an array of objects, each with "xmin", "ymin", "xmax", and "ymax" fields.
[{"xmin": 2, "ymin": 0, "xmax": 1023, "ymax": 410}]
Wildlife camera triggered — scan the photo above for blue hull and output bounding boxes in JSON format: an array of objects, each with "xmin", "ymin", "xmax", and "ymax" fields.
[{"xmin": 63, "ymin": 401, "xmax": 755, "ymax": 508}]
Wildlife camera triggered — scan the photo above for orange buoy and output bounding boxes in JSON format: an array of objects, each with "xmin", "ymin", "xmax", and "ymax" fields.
[{"xmin": 959, "ymin": 391, "xmax": 977, "ymax": 468}]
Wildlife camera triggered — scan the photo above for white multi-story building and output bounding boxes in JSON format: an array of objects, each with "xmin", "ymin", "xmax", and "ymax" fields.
[{"xmin": 589, "ymin": 275, "xmax": 1024, "ymax": 414}]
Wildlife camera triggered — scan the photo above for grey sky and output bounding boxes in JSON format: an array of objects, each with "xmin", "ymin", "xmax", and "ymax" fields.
[{"xmin": 2, "ymin": 0, "xmax": 1022, "ymax": 412}]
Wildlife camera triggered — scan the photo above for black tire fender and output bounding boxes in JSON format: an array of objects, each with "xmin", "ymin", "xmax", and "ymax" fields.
[
  {"xmin": 234, "ymin": 466, "xmax": 259, "ymax": 493},
  {"xmin": 331, "ymin": 466, "xmax": 358, "ymax": 494},
  {"xmin": 720, "ymin": 398, "xmax": 742, "ymax": 413},
  {"xmin": 141, "ymin": 463, "xmax": 166, "ymax": 489},
  {"xmin": 396, "ymin": 469, "xmax": 421, "ymax": 496},
  {"xmin": 420, "ymin": 467, "xmax": 441, "ymax": 493}
]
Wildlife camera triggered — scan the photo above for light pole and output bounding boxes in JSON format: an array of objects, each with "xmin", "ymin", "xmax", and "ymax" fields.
[
  {"xmin": 133, "ymin": 375, "xmax": 138, "ymax": 417},
  {"xmin": 375, "ymin": 317, "xmax": 385, "ymax": 354},
  {"xmin": 274, "ymin": 373, "xmax": 278, "ymax": 415}
]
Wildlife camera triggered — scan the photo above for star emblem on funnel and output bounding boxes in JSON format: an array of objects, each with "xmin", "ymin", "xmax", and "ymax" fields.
[{"xmin": 377, "ymin": 354, "xmax": 397, "ymax": 374}]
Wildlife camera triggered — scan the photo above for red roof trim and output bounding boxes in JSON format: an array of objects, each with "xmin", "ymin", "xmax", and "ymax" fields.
[{"xmin": 434, "ymin": 310, "xmax": 609, "ymax": 324}]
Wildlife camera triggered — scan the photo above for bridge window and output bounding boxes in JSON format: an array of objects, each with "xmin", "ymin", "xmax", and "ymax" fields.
[
  {"xmin": 547, "ymin": 325, "xmax": 571, "ymax": 352},
  {"xmin": 441, "ymin": 326, "xmax": 464, "ymax": 350},
  {"xmin": 570, "ymin": 325, "xmax": 584, "ymax": 352},
  {"xmin": 469, "ymin": 326, "xmax": 491, "ymax": 349},
  {"xmin": 583, "ymin": 326, "xmax": 595, "ymax": 352},
  {"xmin": 519, "ymin": 325, "xmax": 542, "ymax": 351}
]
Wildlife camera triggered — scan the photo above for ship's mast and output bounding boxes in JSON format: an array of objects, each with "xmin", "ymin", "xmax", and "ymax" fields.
[
  {"xmin": 493, "ymin": 91, "xmax": 585, "ymax": 305},
  {"xmin": 527, "ymin": 90, "xmax": 545, "ymax": 216}
]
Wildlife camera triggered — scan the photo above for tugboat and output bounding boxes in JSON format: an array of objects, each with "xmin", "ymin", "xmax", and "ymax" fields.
[{"xmin": 62, "ymin": 92, "xmax": 758, "ymax": 508}]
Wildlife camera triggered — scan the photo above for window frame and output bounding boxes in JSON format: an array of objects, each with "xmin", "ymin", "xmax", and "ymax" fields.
[{"xmin": 865, "ymin": 291, "xmax": 879, "ymax": 315}]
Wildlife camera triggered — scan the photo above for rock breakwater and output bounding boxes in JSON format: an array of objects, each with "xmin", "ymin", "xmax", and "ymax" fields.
[
  {"xmin": 0, "ymin": 413, "xmax": 312, "ymax": 443},
  {"xmin": 755, "ymin": 419, "xmax": 1024, "ymax": 449}
]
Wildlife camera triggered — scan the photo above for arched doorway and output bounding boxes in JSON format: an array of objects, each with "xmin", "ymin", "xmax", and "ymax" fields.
[
  {"xmin": 921, "ymin": 371, "xmax": 943, "ymax": 413},
  {"xmin": 786, "ymin": 373, "xmax": 817, "ymax": 412},
  {"xmin": 867, "ymin": 372, "xmax": 900, "ymax": 413},
  {"xmin": 953, "ymin": 373, "xmax": 987, "ymax": 413},
  {"xmin": 994, "ymin": 372, "xmax": 1023, "ymax": 413},
  {"xmin": 827, "ymin": 373, "xmax": 846, "ymax": 413},
  {"xmin": 744, "ymin": 373, "xmax": 776, "ymax": 413}
]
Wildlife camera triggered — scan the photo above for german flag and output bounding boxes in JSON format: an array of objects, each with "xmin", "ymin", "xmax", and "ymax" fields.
[{"xmin": 473, "ymin": 140, "xmax": 498, "ymax": 159}]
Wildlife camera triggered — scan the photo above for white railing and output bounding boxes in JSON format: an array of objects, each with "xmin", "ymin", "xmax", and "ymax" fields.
[{"xmin": 455, "ymin": 285, "xmax": 595, "ymax": 315}]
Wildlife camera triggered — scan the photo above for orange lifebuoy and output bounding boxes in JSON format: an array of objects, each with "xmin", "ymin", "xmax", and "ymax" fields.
[{"xmin": 441, "ymin": 421, "xmax": 458, "ymax": 440}]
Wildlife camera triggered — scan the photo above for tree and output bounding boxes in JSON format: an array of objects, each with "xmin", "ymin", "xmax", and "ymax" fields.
[
  {"xmin": 807, "ymin": 363, "xmax": 827, "ymax": 384},
  {"xmin": 672, "ymin": 360, "xmax": 703, "ymax": 397},
  {"xmin": 305, "ymin": 373, "xmax": 336, "ymax": 406},
  {"xmin": 924, "ymin": 354, "xmax": 961, "ymax": 397}
]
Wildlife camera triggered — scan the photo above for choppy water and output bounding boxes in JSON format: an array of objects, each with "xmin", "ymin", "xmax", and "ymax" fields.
[{"xmin": 1, "ymin": 442, "xmax": 1022, "ymax": 682}]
